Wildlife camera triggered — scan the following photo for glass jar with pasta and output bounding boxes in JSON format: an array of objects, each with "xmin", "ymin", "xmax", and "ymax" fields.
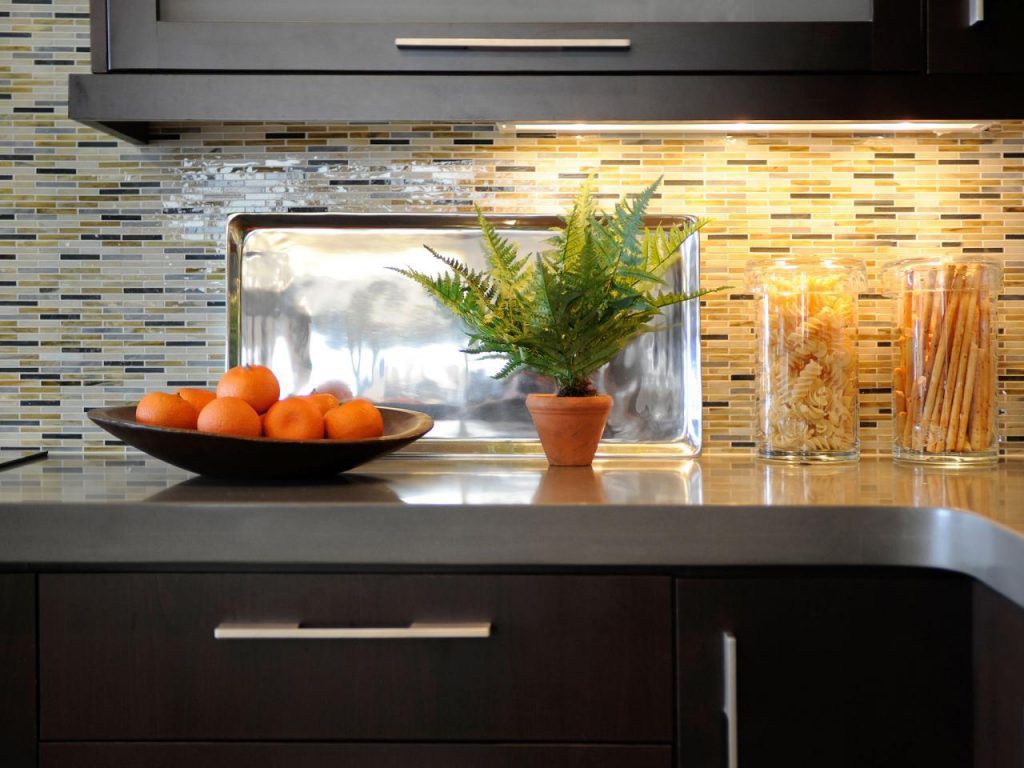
[
  {"xmin": 882, "ymin": 256, "xmax": 1002, "ymax": 466},
  {"xmin": 747, "ymin": 257, "xmax": 867, "ymax": 462}
]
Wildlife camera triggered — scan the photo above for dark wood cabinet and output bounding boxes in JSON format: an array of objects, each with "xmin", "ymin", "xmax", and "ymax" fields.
[
  {"xmin": 929, "ymin": 0, "xmax": 1024, "ymax": 72},
  {"xmin": 39, "ymin": 573, "xmax": 672, "ymax": 742},
  {"xmin": 40, "ymin": 743, "xmax": 671, "ymax": 768},
  {"xmin": 676, "ymin": 575, "xmax": 974, "ymax": 768},
  {"xmin": 96, "ymin": 0, "xmax": 922, "ymax": 74},
  {"xmin": 973, "ymin": 583, "xmax": 1024, "ymax": 768},
  {"xmin": 0, "ymin": 575, "xmax": 35, "ymax": 768},
  {"xmin": 11, "ymin": 568, "xmax": 1022, "ymax": 767},
  {"xmin": 75, "ymin": 0, "xmax": 1024, "ymax": 142}
]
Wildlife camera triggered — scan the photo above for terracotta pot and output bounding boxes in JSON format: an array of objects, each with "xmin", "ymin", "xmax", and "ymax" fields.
[{"xmin": 525, "ymin": 393, "xmax": 613, "ymax": 467}]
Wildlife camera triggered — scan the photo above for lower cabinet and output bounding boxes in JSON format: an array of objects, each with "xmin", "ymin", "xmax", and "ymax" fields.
[
  {"xmin": 973, "ymin": 583, "xmax": 1024, "ymax": 768},
  {"xmin": 676, "ymin": 575, "xmax": 973, "ymax": 768},
  {"xmin": 39, "ymin": 744, "xmax": 671, "ymax": 768},
  {"xmin": 0, "ymin": 575, "xmax": 35, "ymax": 768},
  {"xmin": 24, "ymin": 570, "xmax": 1024, "ymax": 767}
]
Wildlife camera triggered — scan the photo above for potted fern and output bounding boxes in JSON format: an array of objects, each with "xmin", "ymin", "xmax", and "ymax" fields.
[{"xmin": 394, "ymin": 178, "xmax": 717, "ymax": 465}]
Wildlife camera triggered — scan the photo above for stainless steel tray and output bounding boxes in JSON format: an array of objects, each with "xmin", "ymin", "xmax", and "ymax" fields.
[{"xmin": 227, "ymin": 214, "xmax": 703, "ymax": 457}]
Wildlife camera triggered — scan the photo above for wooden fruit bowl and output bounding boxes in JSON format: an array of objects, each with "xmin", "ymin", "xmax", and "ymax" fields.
[{"xmin": 88, "ymin": 405, "xmax": 433, "ymax": 481}]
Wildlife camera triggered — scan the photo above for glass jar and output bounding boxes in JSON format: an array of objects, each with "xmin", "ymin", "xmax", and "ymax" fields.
[
  {"xmin": 747, "ymin": 257, "xmax": 867, "ymax": 462},
  {"xmin": 882, "ymin": 256, "xmax": 1001, "ymax": 465}
]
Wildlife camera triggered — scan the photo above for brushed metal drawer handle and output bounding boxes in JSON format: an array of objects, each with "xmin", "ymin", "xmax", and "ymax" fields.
[
  {"xmin": 723, "ymin": 632, "xmax": 738, "ymax": 768},
  {"xmin": 214, "ymin": 622, "xmax": 492, "ymax": 640},
  {"xmin": 970, "ymin": 0, "xmax": 984, "ymax": 25},
  {"xmin": 395, "ymin": 37, "xmax": 631, "ymax": 50}
]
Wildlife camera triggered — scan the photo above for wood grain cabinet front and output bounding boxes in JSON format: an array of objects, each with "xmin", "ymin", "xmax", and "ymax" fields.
[
  {"xmin": 676, "ymin": 575, "xmax": 973, "ymax": 768},
  {"xmin": 39, "ymin": 743, "xmax": 671, "ymax": 768},
  {"xmin": 39, "ymin": 573, "xmax": 672, "ymax": 743},
  {"xmin": 928, "ymin": 0, "xmax": 1024, "ymax": 73},
  {"xmin": 0, "ymin": 575, "xmax": 35, "ymax": 768},
  {"xmin": 973, "ymin": 582, "xmax": 1024, "ymax": 768},
  {"xmin": 98, "ymin": 0, "xmax": 922, "ymax": 74}
]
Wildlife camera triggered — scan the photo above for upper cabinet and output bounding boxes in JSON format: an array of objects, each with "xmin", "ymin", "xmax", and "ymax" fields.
[
  {"xmin": 928, "ymin": 0, "xmax": 1024, "ymax": 72},
  {"xmin": 73, "ymin": 0, "xmax": 1024, "ymax": 144},
  {"xmin": 97, "ymin": 0, "xmax": 922, "ymax": 73}
]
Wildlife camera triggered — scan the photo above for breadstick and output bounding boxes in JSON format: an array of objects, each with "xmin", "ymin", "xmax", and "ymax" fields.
[
  {"xmin": 934, "ymin": 269, "xmax": 970, "ymax": 449},
  {"xmin": 899, "ymin": 282, "xmax": 914, "ymax": 396},
  {"xmin": 919, "ymin": 267, "xmax": 965, "ymax": 452},
  {"xmin": 923, "ymin": 267, "xmax": 951, "ymax": 379},
  {"xmin": 975, "ymin": 279, "xmax": 994, "ymax": 450},
  {"xmin": 907, "ymin": 375, "xmax": 927, "ymax": 448},
  {"xmin": 969, "ymin": 346, "xmax": 989, "ymax": 450},
  {"xmin": 954, "ymin": 342, "xmax": 979, "ymax": 452},
  {"xmin": 945, "ymin": 270, "xmax": 980, "ymax": 449},
  {"xmin": 941, "ymin": 268, "xmax": 980, "ymax": 450},
  {"xmin": 905, "ymin": 266, "xmax": 946, "ymax": 448}
]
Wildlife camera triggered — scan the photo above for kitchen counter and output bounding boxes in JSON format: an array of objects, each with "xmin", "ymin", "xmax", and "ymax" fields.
[{"xmin": 1, "ymin": 453, "xmax": 1022, "ymax": 608}]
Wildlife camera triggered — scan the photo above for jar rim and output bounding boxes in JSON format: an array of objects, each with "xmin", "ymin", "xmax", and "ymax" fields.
[
  {"xmin": 879, "ymin": 255, "xmax": 1004, "ymax": 295},
  {"xmin": 744, "ymin": 255, "xmax": 867, "ymax": 273},
  {"xmin": 745, "ymin": 255, "xmax": 868, "ymax": 293},
  {"xmin": 882, "ymin": 254, "xmax": 1003, "ymax": 276}
]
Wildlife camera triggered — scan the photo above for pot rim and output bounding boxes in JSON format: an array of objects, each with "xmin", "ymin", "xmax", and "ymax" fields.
[{"xmin": 525, "ymin": 392, "xmax": 613, "ymax": 413}]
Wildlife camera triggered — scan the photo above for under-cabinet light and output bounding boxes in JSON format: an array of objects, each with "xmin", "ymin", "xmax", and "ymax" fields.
[{"xmin": 508, "ymin": 121, "xmax": 991, "ymax": 134}]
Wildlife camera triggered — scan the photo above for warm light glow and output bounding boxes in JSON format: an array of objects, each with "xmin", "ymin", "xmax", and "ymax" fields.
[{"xmin": 509, "ymin": 121, "xmax": 991, "ymax": 134}]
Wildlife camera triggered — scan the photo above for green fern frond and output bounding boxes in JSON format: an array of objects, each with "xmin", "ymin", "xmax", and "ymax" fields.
[
  {"xmin": 394, "ymin": 178, "xmax": 724, "ymax": 395},
  {"xmin": 475, "ymin": 207, "xmax": 530, "ymax": 293},
  {"xmin": 387, "ymin": 267, "xmax": 472, "ymax": 314},
  {"xmin": 651, "ymin": 285, "xmax": 732, "ymax": 308},
  {"xmin": 553, "ymin": 178, "xmax": 595, "ymax": 272},
  {"xmin": 493, "ymin": 357, "xmax": 526, "ymax": 380},
  {"xmin": 605, "ymin": 177, "xmax": 660, "ymax": 264},
  {"xmin": 615, "ymin": 264, "xmax": 665, "ymax": 286},
  {"xmin": 423, "ymin": 246, "xmax": 495, "ymax": 304}
]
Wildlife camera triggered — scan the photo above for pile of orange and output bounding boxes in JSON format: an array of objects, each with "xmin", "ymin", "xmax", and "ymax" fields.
[{"xmin": 135, "ymin": 365, "xmax": 384, "ymax": 440}]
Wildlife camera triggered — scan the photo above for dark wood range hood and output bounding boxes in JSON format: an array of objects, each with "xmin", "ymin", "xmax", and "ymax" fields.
[{"xmin": 70, "ymin": 0, "xmax": 1024, "ymax": 144}]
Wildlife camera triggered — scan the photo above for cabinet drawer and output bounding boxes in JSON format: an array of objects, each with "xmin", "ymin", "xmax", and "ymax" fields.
[
  {"xmin": 104, "ymin": 0, "xmax": 922, "ymax": 74},
  {"xmin": 41, "ymin": 743, "xmax": 671, "ymax": 768},
  {"xmin": 40, "ymin": 574, "xmax": 671, "ymax": 741}
]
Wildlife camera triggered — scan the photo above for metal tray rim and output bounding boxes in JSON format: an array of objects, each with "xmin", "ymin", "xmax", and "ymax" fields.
[{"xmin": 226, "ymin": 212, "xmax": 703, "ymax": 457}]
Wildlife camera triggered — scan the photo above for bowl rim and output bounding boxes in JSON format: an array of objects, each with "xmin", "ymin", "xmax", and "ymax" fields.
[{"xmin": 87, "ymin": 403, "xmax": 433, "ymax": 445}]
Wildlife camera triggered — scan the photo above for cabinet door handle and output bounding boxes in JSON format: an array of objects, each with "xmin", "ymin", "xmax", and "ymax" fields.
[
  {"xmin": 395, "ymin": 37, "xmax": 631, "ymax": 50},
  {"xmin": 970, "ymin": 0, "xmax": 984, "ymax": 25},
  {"xmin": 723, "ymin": 632, "xmax": 738, "ymax": 768},
  {"xmin": 214, "ymin": 621, "xmax": 492, "ymax": 640}
]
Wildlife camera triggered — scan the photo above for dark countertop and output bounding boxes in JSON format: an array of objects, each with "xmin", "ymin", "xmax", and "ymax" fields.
[{"xmin": 1, "ymin": 453, "xmax": 1022, "ymax": 608}]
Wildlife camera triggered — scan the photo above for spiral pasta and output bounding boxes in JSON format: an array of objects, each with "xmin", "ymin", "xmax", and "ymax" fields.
[{"xmin": 757, "ymin": 272, "xmax": 858, "ymax": 455}]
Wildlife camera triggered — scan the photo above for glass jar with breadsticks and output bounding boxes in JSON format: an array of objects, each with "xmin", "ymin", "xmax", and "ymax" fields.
[
  {"xmin": 882, "ymin": 256, "xmax": 1002, "ymax": 466},
  {"xmin": 747, "ymin": 257, "xmax": 867, "ymax": 462}
]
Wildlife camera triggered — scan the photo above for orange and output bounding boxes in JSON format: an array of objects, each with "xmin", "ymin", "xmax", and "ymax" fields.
[
  {"xmin": 263, "ymin": 397, "xmax": 325, "ymax": 440},
  {"xmin": 305, "ymin": 391, "xmax": 340, "ymax": 415},
  {"xmin": 197, "ymin": 397, "xmax": 262, "ymax": 437},
  {"xmin": 136, "ymin": 392, "xmax": 198, "ymax": 430},
  {"xmin": 177, "ymin": 387, "xmax": 217, "ymax": 413},
  {"xmin": 216, "ymin": 365, "xmax": 280, "ymax": 414},
  {"xmin": 314, "ymin": 380, "xmax": 354, "ymax": 401},
  {"xmin": 325, "ymin": 398, "xmax": 384, "ymax": 440}
]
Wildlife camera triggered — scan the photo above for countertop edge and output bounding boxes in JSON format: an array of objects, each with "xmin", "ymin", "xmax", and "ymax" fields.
[{"xmin": 1, "ymin": 502, "xmax": 1021, "ymax": 610}]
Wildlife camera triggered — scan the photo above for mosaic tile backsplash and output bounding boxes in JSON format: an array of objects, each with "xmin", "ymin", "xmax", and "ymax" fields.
[{"xmin": 2, "ymin": 0, "xmax": 1022, "ymax": 456}]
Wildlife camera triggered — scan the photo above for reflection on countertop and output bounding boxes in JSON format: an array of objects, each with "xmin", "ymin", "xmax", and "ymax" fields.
[{"xmin": 1, "ymin": 453, "xmax": 1021, "ymax": 535}]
